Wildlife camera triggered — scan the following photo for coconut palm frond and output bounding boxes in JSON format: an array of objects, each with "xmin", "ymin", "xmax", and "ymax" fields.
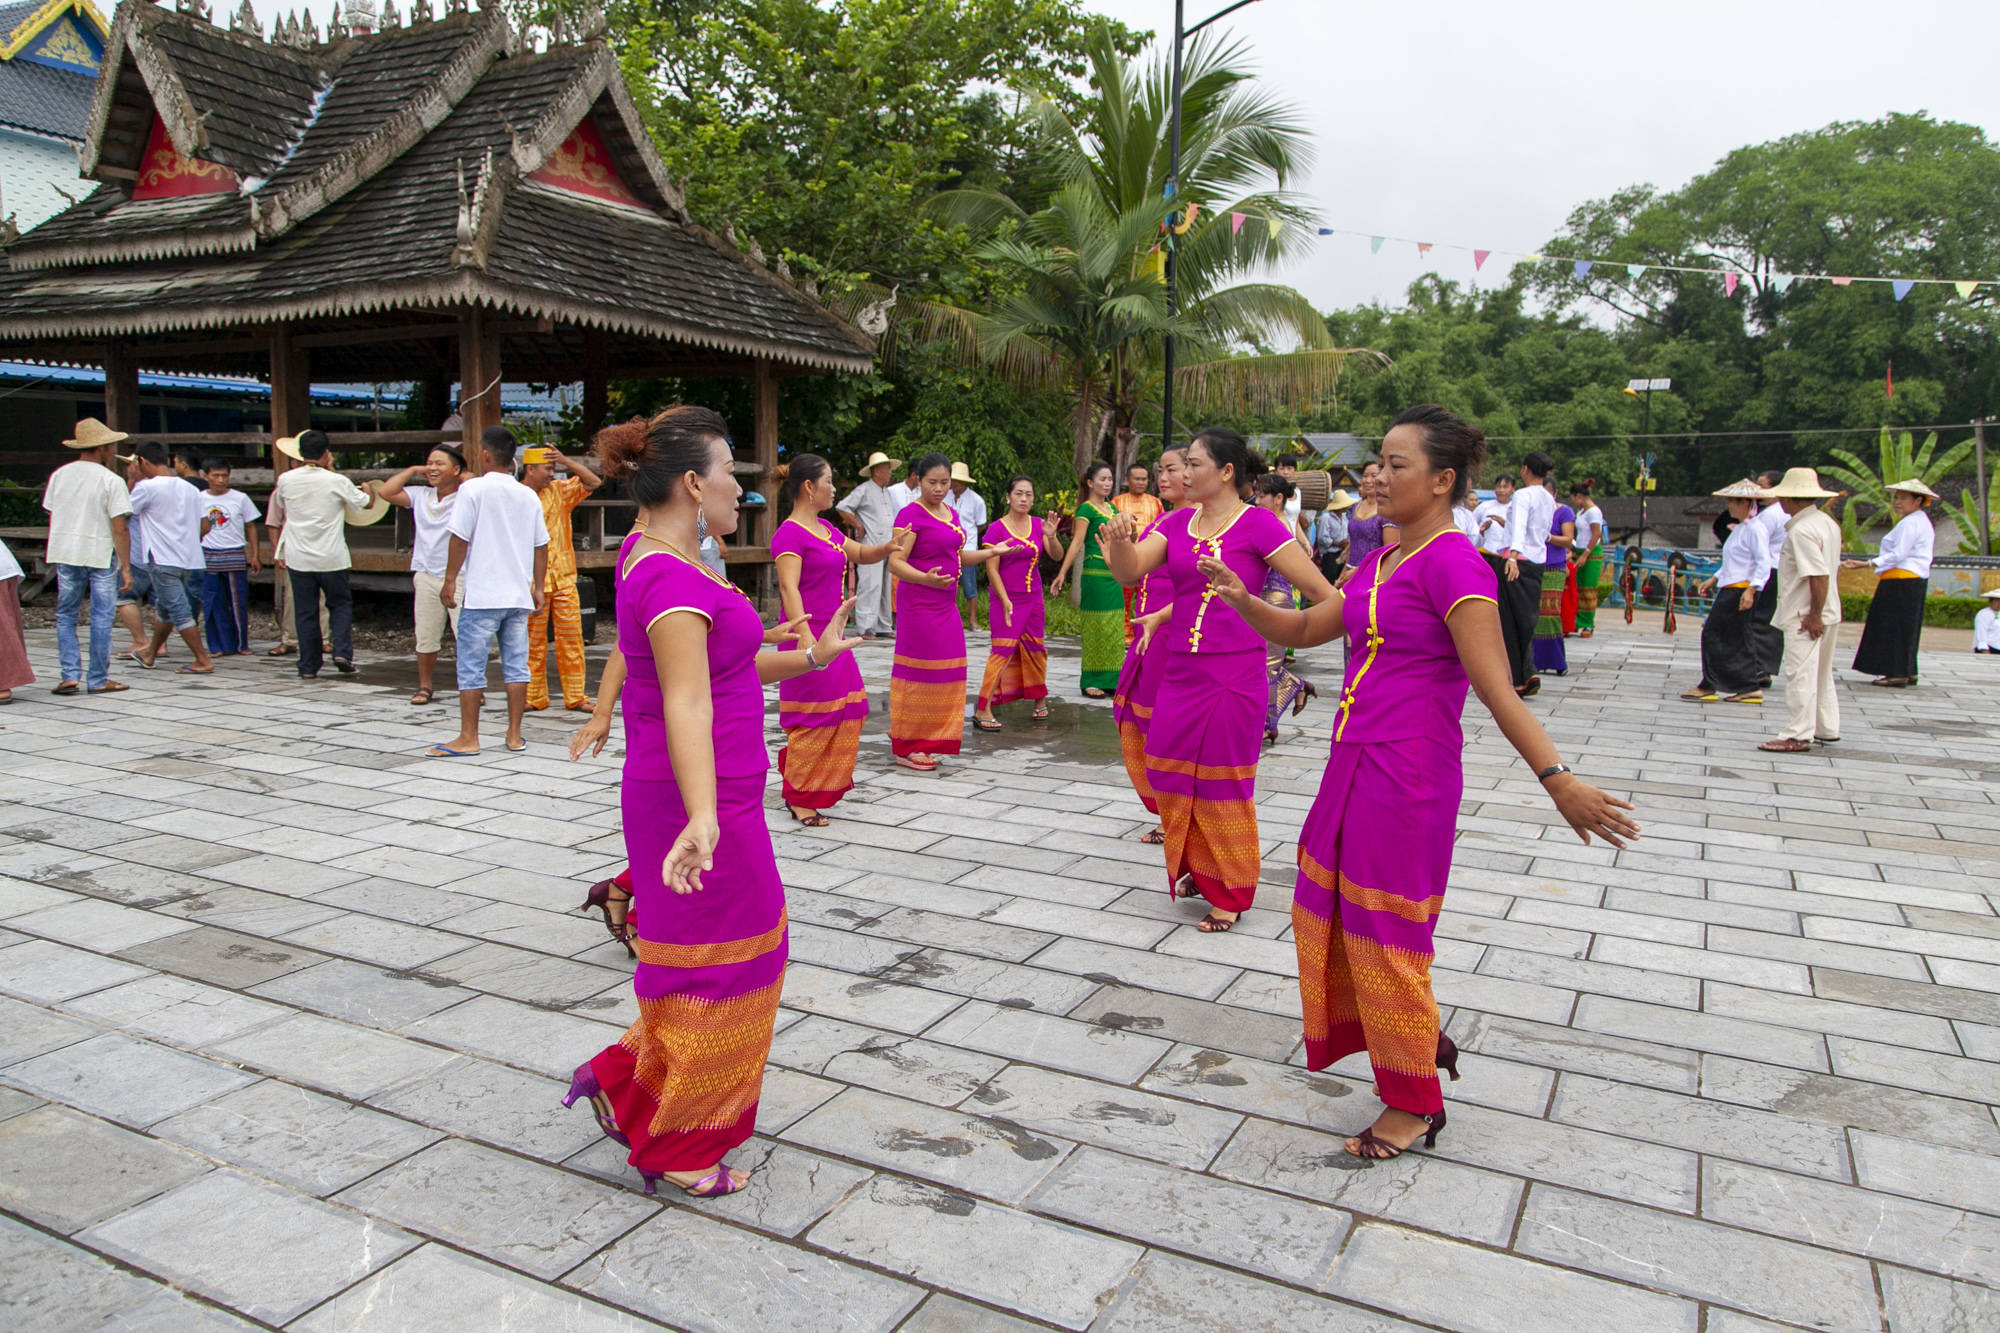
[
  {"xmin": 1176, "ymin": 347, "xmax": 1391, "ymax": 418},
  {"xmin": 1190, "ymin": 282, "xmax": 1335, "ymax": 351},
  {"xmin": 925, "ymin": 188, "xmax": 1030, "ymax": 235}
]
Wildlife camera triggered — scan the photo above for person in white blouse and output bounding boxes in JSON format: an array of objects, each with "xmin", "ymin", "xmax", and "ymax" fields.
[
  {"xmin": 1500, "ymin": 453, "xmax": 1557, "ymax": 694},
  {"xmin": 1842, "ymin": 479, "xmax": 1937, "ymax": 687},
  {"xmin": 1974, "ymin": 588, "xmax": 2000, "ymax": 654},
  {"xmin": 1747, "ymin": 468, "xmax": 1789, "ymax": 680},
  {"xmin": 1683, "ymin": 479, "xmax": 1774, "ymax": 702}
]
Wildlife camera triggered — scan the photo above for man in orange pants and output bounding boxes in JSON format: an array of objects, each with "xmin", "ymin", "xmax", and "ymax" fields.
[{"xmin": 522, "ymin": 445, "xmax": 602, "ymax": 711}]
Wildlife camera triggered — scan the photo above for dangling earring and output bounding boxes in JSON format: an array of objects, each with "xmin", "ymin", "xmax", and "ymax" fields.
[{"xmin": 696, "ymin": 508, "xmax": 708, "ymax": 542}]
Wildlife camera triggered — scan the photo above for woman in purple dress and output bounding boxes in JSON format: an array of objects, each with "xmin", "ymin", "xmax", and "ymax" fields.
[
  {"xmin": 1199, "ymin": 405, "xmax": 1638, "ymax": 1160},
  {"xmin": 564, "ymin": 406, "xmax": 860, "ymax": 1198},
  {"xmin": 1337, "ymin": 460, "xmax": 1398, "ymax": 586}
]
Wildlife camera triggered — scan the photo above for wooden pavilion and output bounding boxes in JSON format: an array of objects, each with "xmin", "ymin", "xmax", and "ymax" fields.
[{"xmin": 0, "ymin": 0, "xmax": 873, "ymax": 583}]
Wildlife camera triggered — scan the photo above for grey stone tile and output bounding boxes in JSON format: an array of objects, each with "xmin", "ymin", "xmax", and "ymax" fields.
[
  {"xmin": 1829, "ymin": 1037, "xmax": 2000, "ymax": 1104},
  {"xmin": 198, "ymin": 853, "xmax": 363, "ymax": 897},
  {"xmin": 1852, "ymin": 1130, "xmax": 2000, "ymax": 1217},
  {"xmin": 0, "ymin": 1104, "xmax": 210, "ymax": 1233},
  {"xmin": 1552, "ymin": 1072, "xmax": 1851, "ymax": 1179},
  {"xmin": 0, "ymin": 875, "xmax": 73, "ymax": 917},
  {"xmin": 0, "ymin": 992, "xmax": 98, "ymax": 1064},
  {"xmin": 1708, "ymin": 924, "xmax": 1932, "ymax": 982},
  {"xmin": 1217, "ymin": 969, "xmax": 1305, "ymax": 1021},
  {"xmin": 373, "ymin": 1056, "xmax": 600, "ymax": 1161},
  {"xmin": 967, "ymin": 1064, "xmax": 1241, "ymax": 1170},
  {"xmin": 250, "ymin": 959, "xmax": 472, "ymax": 1027},
  {"xmin": 983, "ymin": 897, "xmax": 1175, "ymax": 949},
  {"xmin": 114, "ymin": 833, "xmax": 257, "ymax": 874},
  {"xmin": 308, "ymin": 877, "xmax": 482, "ymax": 926},
  {"xmin": 953, "ymin": 864, "xmax": 1128, "ymax": 910},
  {"xmin": 423, "ymin": 942, "xmax": 627, "ymax": 1008},
  {"xmin": 154, "ymin": 885, "xmax": 345, "ymax": 937},
  {"xmin": 1704, "ymin": 1157, "xmax": 2000, "ymax": 1287},
  {"xmin": 1880, "ymin": 1266, "xmax": 2000, "ymax": 1333},
  {"xmin": 668, "ymin": 1136, "xmax": 873, "ymax": 1237},
  {"xmin": 1211, "ymin": 1117, "xmax": 1522, "ymax": 1246},
  {"xmin": 1705, "ymin": 980, "xmax": 1962, "ymax": 1053},
  {"xmin": 1476, "ymin": 945, "xmax": 1701, "ymax": 1009},
  {"xmin": 3, "ymin": 1031, "xmax": 254, "ymax": 1127},
  {"xmin": 153, "ymin": 1080, "xmax": 441, "ymax": 1196},
  {"xmin": 1066, "ymin": 984, "xmax": 1302, "ymax": 1063},
  {"xmin": 293, "ymin": 1243, "xmax": 658, "ymax": 1332},
  {"xmin": 421, "ymin": 898, "xmax": 608, "ymax": 954},
  {"xmin": 1701, "ymin": 1054, "xmax": 2000, "ymax": 1152},
  {"xmin": 335, "ymin": 1138, "xmax": 654, "ymax": 1279},
  {"xmin": 1324, "ymin": 1222, "xmax": 1698, "ymax": 1333},
  {"xmin": 782, "ymin": 1087, "xmax": 1074, "ymax": 1205},
  {"xmin": 63, "ymin": 974, "xmax": 287, "ymax": 1047},
  {"xmin": 1093, "ymin": 1252, "xmax": 1428, "ymax": 1333},
  {"xmin": 1574, "ymin": 995, "xmax": 1828, "ymax": 1071},
  {"xmin": 0, "ymin": 938, "xmax": 152, "ymax": 1003},
  {"xmin": 79, "ymin": 1170, "xmax": 418, "ymax": 1325},
  {"xmin": 206, "ymin": 1013, "xmax": 457, "ymax": 1100},
  {"xmin": 117, "ymin": 925, "xmax": 326, "ymax": 989},
  {"xmin": 565, "ymin": 1207, "xmax": 923, "ymax": 1333},
  {"xmin": 1030, "ymin": 1146, "xmax": 1348, "ymax": 1285},
  {"xmin": 1141, "ymin": 1045, "xmax": 1376, "ymax": 1133},
  {"xmin": 1515, "ymin": 1184, "xmax": 1880, "ymax": 1332},
  {"xmin": 1589, "ymin": 935, "xmax": 1812, "ymax": 993},
  {"xmin": 412, "ymin": 864, "xmax": 583, "ymax": 911},
  {"xmin": 400, "ymin": 994, "xmax": 623, "ymax": 1080},
  {"xmin": 0, "ymin": 1214, "xmax": 173, "ymax": 1330},
  {"xmin": 1430, "ymin": 1098, "xmax": 1697, "ymax": 1211},
  {"xmin": 328, "ymin": 843, "xmax": 481, "ymax": 888},
  {"xmin": 273, "ymin": 914, "xmax": 470, "ymax": 970},
  {"xmin": 923, "ymin": 1001, "xmax": 1170, "ymax": 1083},
  {"xmin": 1812, "ymin": 967, "xmax": 2000, "ymax": 1027},
  {"xmin": 1027, "ymin": 936, "xmax": 1241, "ymax": 1000},
  {"xmin": 858, "ymin": 906, "xmax": 1055, "ymax": 963},
  {"xmin": 803, "ymin": 936, "xmax": 1101, "ymax": 1015},
  {"xmin": 1152, "ymin": 924, "xmax": 1303, "ymax": 976},
  {"xmin": 769, "ymin": 1015, "xmax": 1007, "ymax": 1107},
  {"xmin": 1457, "ymin": 1012, "xmax": 1700, "ymax": 1093},
  {"xmin": 808, "ymin": 1176, "xmax": 1141, "ymax": 1330},
  {"xmin": 9, "ymin": 898, "xmax": 198, "ymax": 952},
  {"xmin": 97, "ymin": 1286, "xmax": 263, "ymax": 1330},
  {"xmin": 781, "ymin": 961, "xmax": 966, "ymax": 1034},
  {"xmin": 755, "ymin": 1063, "xmax": 845, "ymax": 1134},
  {"xmin": 899, "ymin": 1294, "xmax": 1048, "ymax": 1333},
  {"xmin": 0, "ymin": 1085, "xmax": 38, "ymax": 1120}
]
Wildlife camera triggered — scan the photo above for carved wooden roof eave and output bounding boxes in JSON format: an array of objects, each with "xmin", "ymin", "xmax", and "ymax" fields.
[
  {"xmin": 0, "ymin": 271, "xmax": 876, "ymax": 373},
  {"xmin": 80, "ymin": 1, "xmax": 203, "ymax": 174},
  {"xmin": 5, "ymin": 219, "xmax": 258, "ymax": 270}
]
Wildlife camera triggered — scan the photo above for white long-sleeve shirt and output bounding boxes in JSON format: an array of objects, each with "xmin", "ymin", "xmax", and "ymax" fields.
[
  {"xmin": 1871, "ymin": 510, "xmax": 1934, "ymax": 579},
  {"xmin": 1974, "ymin": 606, "xmax": 2000, "ymax": 652},
  {"xmin": 1713, "ymin": 514, "xmax": 1773, "ymax": 588},
  {"xmin": 1754, "ymin": 499, "xmax": 1788, "ymax": 561},
  {"xmin": 1504, "ymin": 483, "xmax": 1557, "ymax": 565},
  {"xmin": 1473, "ymin": 499, "xmax": 1510, "ymax": 554}
]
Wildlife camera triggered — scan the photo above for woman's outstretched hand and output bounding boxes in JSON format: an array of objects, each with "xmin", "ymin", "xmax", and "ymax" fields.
[
  {"xmin": 663, "ymin": 817, "xmax": 721, "ymax": 893},
  {"xmin": 1547, "ymin": 776, "xmax": 1641, "ymax": 849},
  {"xmin": 764, "ymin": 612, "xmax": 810, "ymax": 647},
  {"xmin": 1101, "ymin": 513, "xmax": 1138, "ymax": 547},
  {"xmin": 814, "ymin": 598, "xmax": 864, "ymax": 662},
  {"xmin": 1195, "ymin": 554, "xmax": 1252, "ymax": 608},
  {"xmin": 568, "ymin": 714, "xmax": 611, "ymax": 762}
]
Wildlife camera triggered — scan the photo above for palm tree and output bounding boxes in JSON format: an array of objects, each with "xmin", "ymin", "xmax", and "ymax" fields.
[
  {"xmin": 1822, "ymin": 426, "xmax": 1975, "ymax": 551},
  {"xmin": 877, "ymin": 25, "xmax": 1384, "ymax": 477}
]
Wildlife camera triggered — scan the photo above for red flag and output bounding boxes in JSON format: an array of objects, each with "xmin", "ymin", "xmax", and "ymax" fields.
[{"xmin": 1885, "ymin": 360, "xmax": 1893, "ymax": 397}]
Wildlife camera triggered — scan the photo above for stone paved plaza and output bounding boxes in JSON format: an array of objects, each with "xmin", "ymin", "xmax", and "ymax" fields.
[{"xmin": 1, "ymin": 617, "xmax": 1997, "ymax": 1332}]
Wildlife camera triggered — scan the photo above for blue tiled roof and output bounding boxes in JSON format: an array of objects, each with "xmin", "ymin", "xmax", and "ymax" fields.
[
  {"xmin": 0, "ymin": 360, "xmax": 553, "ymax": 413},
  {"xmin": 0, "ymin": 50, "xmax": 93, "ymax": 140}
]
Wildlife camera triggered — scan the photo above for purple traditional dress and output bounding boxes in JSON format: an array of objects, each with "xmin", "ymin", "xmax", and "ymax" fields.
[
  {"xmin": 890, "ymin": 501, "xmax": 968, "ymax": 756},
  {"xmin": 1293, "ymin": 529, "xmax": 1496, "ymax": 1116},
  {"xmin": 1144, "ymin": 502, "xmax": 1297, "ymax": 913},
  {"xmin": 576, "ymin": 545, "xmax": 786, "ymax": 1186},
  {"xmin": 1113, "ymin": 510, "xmax": 1172, "ymax": 812},
  {"xmin": 771, "ymin": 516, "xmax": 868, "ymax": 808},
  {"xmin": 976, "ymin": 516, "xmax": 1049, "ymax": 710}
]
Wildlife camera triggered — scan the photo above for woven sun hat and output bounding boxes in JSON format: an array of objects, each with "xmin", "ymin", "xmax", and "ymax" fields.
[
  {"xmin": 950, "ymin": 461, "xmax": 974, "ymax": 484},
  {"xmin": 344, "ymin": 485, "xmax": 392, "ymax": 527},
  {"xmin": 1983, "ymin": 586, "xmax": 2000, "ymax": 600},
  {"xmin": 1712, "ymin": 478, "xmax": 1764, "ymax": 498},
  {"xmin": 1326, "ymin": 487, "xmax": 1359, "ymax": 512},
  {"xmin": 64, "ymin": 418, "xmax": 127, "ymax": 449},
  {"xmin": 1757, "ymin": 467, "xmax": 1837, "ymax": 500},
  {"xmin": 1885, "ymin": 478, "xmax": 1940, "ymax": 500},
  {"xmin": 274, "ymin": 434, "xmax": 307, "ymax": 463},
  {"xmin": 521, "ymin": 447, "xmax": 559, "ymax": 466},
  {"xmin": 861, "ymin": 450, "xmax": 902, "ymax": 476}
]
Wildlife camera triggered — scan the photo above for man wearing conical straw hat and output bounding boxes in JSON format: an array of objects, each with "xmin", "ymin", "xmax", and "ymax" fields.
[{"xmin": 1754, "ymin": 468, "xmax": 1843, "ymax": 753}]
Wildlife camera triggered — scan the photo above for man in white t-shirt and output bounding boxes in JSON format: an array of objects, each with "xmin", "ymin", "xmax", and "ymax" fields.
[
  {"xmin": 198, "ymin": 458, "xmax": 262, "ymax": 656},
  {"xmin": 378, "ymin": 444, "xmax": 466, "ymax": 706},
  {"xmin": 947, "ymin": 461, "xmax": 988, "ymax": 629},
  {"xmin": 1473, "ymin": 477, "xmax": 1513, "ymax": 556},
  {"xmin": 267, "ymin": 430, "xmax": 378, "ymax": 678},
  {"xmin": 42, "ymin": 418, "xmax": 136, "ymax": 694},
  {"xmin": 1501, "ymin": 454, "xmax": 1558, "ymax": 691},
  {"xmin": 430, "ymin": 429, "xmax": 549, "ymax": 757},
  {"xmin": 127, "ymin": 442, "xmax": 216, "ymax": 674},
  {"xmin": 887, "ymin": 461, "xmax": 919, "ymax": 515}
]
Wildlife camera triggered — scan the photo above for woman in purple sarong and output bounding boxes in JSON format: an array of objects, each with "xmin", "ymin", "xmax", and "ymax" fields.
[
  {"xmin": 1199, "ymin": 404, "xmax": 1639, "ymax": 1161},
  {"xmin": 1112, "ymin": 446, "xmax": 1186, "ymax": 844},
  {"xmin": 563, "ymin": 406, "xmax": 859, "ymax": 1198}
]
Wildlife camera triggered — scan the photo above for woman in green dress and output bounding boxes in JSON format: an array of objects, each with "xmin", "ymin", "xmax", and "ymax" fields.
[{"xmin": 1052, "ymin": 461, "xmax": 1123, "ymax": 697}]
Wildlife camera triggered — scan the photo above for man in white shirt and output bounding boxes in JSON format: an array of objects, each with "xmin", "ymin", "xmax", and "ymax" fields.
[
  {"xmin": 42, "ymin": 418, "xmax": 136, "ymax": 694},
  {"xmin": 836, "ymin": 451, "xmax": 900, "ymax": 636},
  {"xmin": 128, "ymin": 443, "xmax": 217, "ymax": 674},
  {"xmin": 1974, "ymin": 588, "xmax": 2000, "ymax": 654},
  {"xmin": 1757, "ymin": 468, "xmax": 1844, "ymax": 752},
  {"xmin": 431, "ymin": 429, "xmax": 549, "ymax": 757},
  {"xmin": 947, "ymin": 461, "xmax": 988, "ymax": 630},
  {"xmin": 377, "ymin": 444, "xmax": 466, "ymax": 704},
  {"xmin": 198, "ymin": 458, "xmax": 262, "ymax": 656},
  {"xmin": 1474, "ymin": 476, "xmax": 1513, "ymax": 556},
  {"xmin": 1500, "ymin": 453, "xmax": 1557, "ymax": 692},
  {"xmin": 1747, "ymin": 468, "xmax": 1789, "ymax": 682},
  {"xmin": 887, "ymin": 461, "xmax": 920, "ymax": 515},
  {"xmin": 267, "ymin": 430, "xmax": 378, "ymax": 678}
]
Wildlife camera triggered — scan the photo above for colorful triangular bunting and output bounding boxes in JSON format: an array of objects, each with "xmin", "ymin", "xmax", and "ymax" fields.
[
  {"xmin": 1626, "ymin": 264, "xmax": 1646, "ymax": 280},
  {"xmin": 1831, "ymin": 276, "xmax": 1853, "ymax": 286},
  {"xmin": 1771, "ymin": 274, "xmax": 1794, "ymax": 294},
  {"xmin": 1369, "ymin": 236, "xmax": 1384, "ymax": 253},
  {"xmin": 1724, "ymin": 272, "xmax": 1739, "ymax": 297},
  {"xmin": 1957, "ymin": 280, "xmax": 1980, "ymax": 298},
  {"xmin": 1473, "ymin": 250, "xmax": 1490, "ymax": 270},
  {"xmin": 1891, "ymin": 279, "xmax": 1915, "ymax": 301},
  {"xmin": 1574, "ymin": 260, "xmax": 1593, "ymax": 279},
  {"xmin": 1231, "ymin": 213, "xmax": 1246, "ymax": 235}
]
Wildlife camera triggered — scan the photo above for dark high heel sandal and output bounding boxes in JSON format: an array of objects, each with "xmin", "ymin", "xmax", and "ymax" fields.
[
  {"xmin": 1437, "ymin": 1032, "xmax": 1462, "ymax": 1081},
  {"xmin": 562, "ymin": 1064, "xmax": 629, "ymax": 1147},
  {"xmin": 579, "ymin": 878, "xmax": 635, "ymax": 959},
  {"xmin": 1348, "ymin": 1108, "xmax": 1447, "ymax": 1160}
]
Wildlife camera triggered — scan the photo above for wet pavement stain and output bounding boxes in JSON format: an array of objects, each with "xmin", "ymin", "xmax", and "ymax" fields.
[
  {"xmin": 884, "ymin": 1129, "xmax": 974, "ymax": 1158},
  {"xmin": 1085, "ymin": 1101, "xmax": 1174, "ymax": 1127},
  {"xmin": 982, "ymin": 1117, "xmax": 1062, "ymax": 1161}
]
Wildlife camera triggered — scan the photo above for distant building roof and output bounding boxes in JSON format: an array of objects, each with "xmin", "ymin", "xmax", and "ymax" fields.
[
  {"xmin": 0, "ymin": 0, "xmax": 105, "ymax": 142},
  {"xmin": 0, "ymin": 359, "xmax": 549, "ymax": 412}
]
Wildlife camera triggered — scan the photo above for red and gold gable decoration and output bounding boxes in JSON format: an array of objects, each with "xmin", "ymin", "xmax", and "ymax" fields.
[
  {"xmin": 528, "ymin": 116, "xmax": 642, "ymax": 208},
  {"xmin": 132, "ymin": 116, "xmax": 239, "ymax": 200}
]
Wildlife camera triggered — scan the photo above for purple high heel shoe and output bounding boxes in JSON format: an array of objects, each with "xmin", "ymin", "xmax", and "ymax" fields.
[
  {"xmin": 562, "ymin": 1063, "xmax": 629, "ymax": 1147},
  {"xmin": 638, "ymin": 1166, "xmax": 749, "ymax": 1198}
]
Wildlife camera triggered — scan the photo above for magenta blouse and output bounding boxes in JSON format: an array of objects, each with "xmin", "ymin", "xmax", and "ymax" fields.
[
  {"xmin": 983, "ymin": 516, "xmax": 1044, "ymax": 597},
  {"xmin": 1157, "ymin": 503, "xmax": 1296, "ymax": 654},
  {"xmin": 770, "ymin": 516, "xmax": 847, "ymax": 631},
  {"xmin": 894, "ymin": 501, "xmax": 965, "ymax": 612},
  {"xmin": 617, "ymin": 548, "xmax": 771, "ymax": 780},
  {"xmin": 1333, "ymin": 531, "xmax": 1497, "ymax": 746},
  {"xmin": 1133, "ymin": 512, "xmax": 1172, "ymax": 617}
]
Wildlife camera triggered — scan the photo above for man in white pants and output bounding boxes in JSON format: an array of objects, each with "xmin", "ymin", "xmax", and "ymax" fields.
[
  {"xmin": 1756, "ymin": 468, "xmax": 1843, "ymax": 754},
  {"xmin": 836, "ymin": 451, "xmax": 901, "ymax": 638}
]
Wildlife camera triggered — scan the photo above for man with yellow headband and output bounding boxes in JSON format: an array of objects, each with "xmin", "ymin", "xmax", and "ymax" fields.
[{"xmin": 521, "ymin": 443, "xmax": 602, "ymax": 710}]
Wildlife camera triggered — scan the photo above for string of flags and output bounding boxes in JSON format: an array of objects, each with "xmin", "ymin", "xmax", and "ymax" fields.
[{"xmin": 1215, "ymin": 215, "xmax": 1991, "ymax": 301}]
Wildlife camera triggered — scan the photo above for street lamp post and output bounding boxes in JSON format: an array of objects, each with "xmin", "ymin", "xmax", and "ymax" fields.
[
  {"xmin": 1623, "ymin": 377, "xmax": 1669, "ymax": 546},
  {"xmin": 1162, "ymin": 0, "xmax": 1264, "ymax": 457}
]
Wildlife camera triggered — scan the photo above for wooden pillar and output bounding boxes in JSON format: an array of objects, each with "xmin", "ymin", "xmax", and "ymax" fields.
[
  {"xmin": 269, "ymin": 325, "xmax": 311, "ymax": 470},
  {"xmin": 457, "ymin": 305, "xmax": 503, "ymax": 473},
  {"xmin": 104, "ymin": 342, "xmax": 141, "ymax": 432},
  {"xmin": 582, "ymin": 329, "xmax": 608, "ymax": 440},
  {"xmin": 751, "ymin": 358, "xmax": 778, "ymax": 548}
]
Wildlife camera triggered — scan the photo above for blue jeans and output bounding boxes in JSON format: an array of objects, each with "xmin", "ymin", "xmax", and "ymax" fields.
[
  {"xmin": 456, "ymin": 606, "xmax": 530, "ymax": 691},
  {"xmin": 147, "ymin": 564, "xmax": 201, "ymax": 631},
  {"xmin": 55, "ymin": 564, "xmax": 119, "ymax": 689}
]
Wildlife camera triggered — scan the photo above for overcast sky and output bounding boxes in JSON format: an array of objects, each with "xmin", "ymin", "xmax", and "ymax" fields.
[
  {"xmin": 1085, "ymin": 0, "xmax": 2000, "ymax": 311},
  {"xmin": 244, "ymin": 0, "xmax": 2000, "ymax": 315}
]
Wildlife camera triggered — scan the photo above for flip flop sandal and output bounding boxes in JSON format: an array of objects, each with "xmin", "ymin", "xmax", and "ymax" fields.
[
  {"xmin": 88, "ymin": 681, "xmax": 131, "ymax": 694},
  {"xmin": 52, "ymin": 681, "xmax": 81, "ymax": 696},
  {"xmin": 973, "ymin": 718, "xmax": 1003, "ymax": 732},
  {"xmin": 895, "ymin": 755, "xmax": 938, "ymax": 771},
  {"xmin": 1724, "ymin": 692, "xmax": 1763, "ymax": 704},
  {"xmin": 1031, "ymin": 706, "xmax": 1049, "ymax": 720},
  {"xmin": 176, "ymin": 666, "xmax": 214, "ymax": 675},
  {"xmin": 267, "ymin": 645, "xmax": 295, "ymax": 655},
  {"xmin": 409, "ymin": 688, "xmax": 435, "ymax": 706},
  {"xmin": 129, "ymin": 653, "xmax": 157, "ymax": 670},
  {"xmin": 1679, "ymin": 690, "xmax": 1718, "ymax": 701},
  {"xmin": 1757, "ymin": 738, "xmax": 1812, "ymax": 753},
  {"xmin": 426, "ymin": 745, "xmax": 478, "ymax": 757},
  {"xmin": 505, "ymin": 740, "xmax": 528, "ymax": 753}
]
